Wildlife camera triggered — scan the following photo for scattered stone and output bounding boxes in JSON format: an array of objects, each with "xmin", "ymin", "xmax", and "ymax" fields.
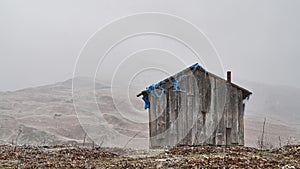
[{"xmin": 0, "ymin": 144, "xmax": 299, "ymax": 168}]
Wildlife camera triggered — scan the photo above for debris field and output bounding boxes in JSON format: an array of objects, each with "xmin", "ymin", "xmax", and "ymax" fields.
[{"xmin": 0, "ymin": 144, "xmax": 299, "ymax": 168}]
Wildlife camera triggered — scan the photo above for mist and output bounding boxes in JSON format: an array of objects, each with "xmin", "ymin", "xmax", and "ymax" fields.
[{"xmin": 1, "ymin": 0, "xmax": 300, "ymax": 91}]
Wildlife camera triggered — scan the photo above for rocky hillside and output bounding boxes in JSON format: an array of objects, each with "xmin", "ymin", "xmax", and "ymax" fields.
[
  {"xmin": 0, "ymin": 77, "xmax": 299, "ymax": 148},
  {"xmin": 0, "ymin": 77, "xmax": 148, "ymax": 148}
]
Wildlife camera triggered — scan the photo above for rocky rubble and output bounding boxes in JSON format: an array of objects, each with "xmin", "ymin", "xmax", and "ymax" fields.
[
  {"xmin": 0, "ymin": 144, "xmax": 299, "ymax": 168},
  {"xmin": 0, "ymin": 145, "xmax": 116, "ymax": 168}
]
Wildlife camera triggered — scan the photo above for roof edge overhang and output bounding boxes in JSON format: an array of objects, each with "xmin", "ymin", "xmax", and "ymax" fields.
[{"xmin": 138, "ymin": 63, "xmax": 252, "ymax": 100}]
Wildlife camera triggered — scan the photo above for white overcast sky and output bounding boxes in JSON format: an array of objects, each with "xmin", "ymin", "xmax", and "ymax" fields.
[{"xmin": 0, "ymin": 0, "xmax": 300, "ymax": 91}]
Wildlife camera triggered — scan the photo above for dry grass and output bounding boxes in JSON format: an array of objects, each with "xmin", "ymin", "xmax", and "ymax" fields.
[{"xmin": 0, "ymin": 144, "xmax": 299, "ymax": 168}]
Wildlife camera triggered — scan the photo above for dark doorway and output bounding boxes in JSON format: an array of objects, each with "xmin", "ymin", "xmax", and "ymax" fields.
[{"xmin": 226, "ymin": 128, "xmax": 231, "ymax": 146}]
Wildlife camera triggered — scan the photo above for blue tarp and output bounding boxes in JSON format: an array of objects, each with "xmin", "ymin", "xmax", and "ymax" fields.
[
  {"xmin": 142, "ymin": 95, "xmax": 149, "ymax": 109},
  {"xmin": 141, "ymin": 63, "xmax": 205, "ymax": 109},
  {"xmin": 173, "ymin": 80, "xmax": 180, "ymax": 92}
]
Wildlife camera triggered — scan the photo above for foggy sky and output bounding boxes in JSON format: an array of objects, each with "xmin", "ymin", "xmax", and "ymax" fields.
[{"xmin": 1, "ymin": 0, "xmax": 300, "ymax": 91}]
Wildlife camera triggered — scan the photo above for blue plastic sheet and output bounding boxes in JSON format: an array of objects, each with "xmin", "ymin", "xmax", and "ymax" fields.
[
  {"xmin": 142, "ymin": 95, "xmax": 149, "ymax": 109},
  {"xmin": 141, "ymin": 63, "xmax": 207, "ymax": 109},
  {"xmin": 146, "ymin": 82, "xmax": 165, "ymax": 98},
  {"xmin": 155, "ymin": 83, "xmax": 165, "ymax": 97},
  {"xmin": 173, "ymin": 75, "xmax": 188, "ymax": 92},
  {"xmin": 146, "ymin": 84, "xmax": 155, "ymax": 92},
  {"xmin": 173, "ymin": 80, "xmax": 180, "ymax": 92},
  {"xmin": 142, "ymin": 82, "xmax": 165, "ymax": 109}
]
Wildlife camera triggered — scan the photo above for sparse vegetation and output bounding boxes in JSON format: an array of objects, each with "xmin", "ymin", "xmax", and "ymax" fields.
[
  {"xmin": 0, "ymin": 144, "xmax": 299, "ymax": 168},
  {"xmin": 15, "ymin": 127, "xmax": 22, "ymax": 146},
  {"xmin": 257, "ymin": 118, "xmax": 274, "ymax": 150}
]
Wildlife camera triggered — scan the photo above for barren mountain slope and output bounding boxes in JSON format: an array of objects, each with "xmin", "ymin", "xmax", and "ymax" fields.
[{"xmin": 0, "ymin": 77, "xmax": 299, "ymax": 148}]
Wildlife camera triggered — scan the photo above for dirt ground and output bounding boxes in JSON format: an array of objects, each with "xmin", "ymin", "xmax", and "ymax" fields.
[{"xmin": 0, "ymin": 144, "xmax": 299, "ymax": 168}]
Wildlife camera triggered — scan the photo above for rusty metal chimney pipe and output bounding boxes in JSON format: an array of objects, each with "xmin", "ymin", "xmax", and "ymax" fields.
[{"xmin": 227, "ymin": 71, "xmax": 231, "ymax": 83}]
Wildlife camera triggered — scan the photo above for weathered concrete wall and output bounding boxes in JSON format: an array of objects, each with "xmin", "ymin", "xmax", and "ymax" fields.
[{"xmin": 148, "ymin": 68, "xmax": 248, "ymax": 148}]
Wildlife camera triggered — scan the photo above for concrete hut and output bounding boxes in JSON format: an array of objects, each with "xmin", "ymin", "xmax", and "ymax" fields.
[{"xmin": 137, "ymin": 63, "xmax": 252, "ymax": 148}]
